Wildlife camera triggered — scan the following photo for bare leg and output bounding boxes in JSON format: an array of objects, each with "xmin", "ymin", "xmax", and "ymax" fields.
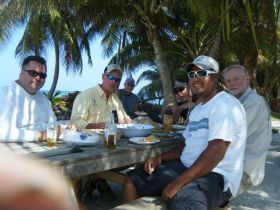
[{"xmin": 122, "ymin": 176, "xmax": 139, "ymax": 203}]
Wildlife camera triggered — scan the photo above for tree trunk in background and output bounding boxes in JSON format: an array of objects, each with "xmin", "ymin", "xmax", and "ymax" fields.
[
  {"xmin": 209, "ymin": 28, "xmax": 221, "ymax": 60},
  {"xmin": 148, "ymin": 28, "xmax": 175, "ymax": 108},
  {"xmin": 244, "ymin": 50, "xmax": 258, "ymax": 89},
  {"xmin": 270, "ymin": 1, "xmax": 280, "ymax": 98},
  {"xmin": 48, "ymin": 41, "xmax": 59, "ymax": 99}
]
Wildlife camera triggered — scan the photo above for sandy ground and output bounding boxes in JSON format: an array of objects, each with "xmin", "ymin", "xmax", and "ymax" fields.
[
  {"xmin": 229, "ymin": 133, "xmax": 280, "ymax": 210},
  {"xmin": 84, "ymin": 130, "xmax": 280, "ymax": 210}
]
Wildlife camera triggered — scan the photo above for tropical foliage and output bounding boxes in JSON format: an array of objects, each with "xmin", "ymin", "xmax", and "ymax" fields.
[{"xmin": 0, "ymin": 0, "xmax": 280, "ymax": 103}]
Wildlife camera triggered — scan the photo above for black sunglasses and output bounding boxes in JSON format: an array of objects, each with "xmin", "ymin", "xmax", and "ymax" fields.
[
  {"xmin": 23, "ymin": 70, "xmax": 47, "ymax": 79},
  {"xmin": 106, "ymin": 74, "xmax": 121, "ymax": 82},
  {"xmin": 173, "ymin": 87, "xmax": 185, "ymax": 94}
]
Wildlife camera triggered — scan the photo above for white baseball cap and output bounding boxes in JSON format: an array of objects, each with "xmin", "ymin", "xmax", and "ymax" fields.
[
  {"xmin": 186, "ymin": 55, "xmax": 219, "ymax": 73},
  {"xmin": 104, "ymin": 64, "xmax": 123, "ymax": 75}
]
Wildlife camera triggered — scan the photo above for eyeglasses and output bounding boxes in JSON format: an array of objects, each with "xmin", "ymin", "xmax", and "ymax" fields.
[
  {"xmin": 106, "ymin": 74, "xmax": 121, "ymax": 82},
  {"xmin": 23, "ymin": 70, "xmax": 47, "ymax": 79},
  {"xmin": 225, "ymin": 76, "xmax": 244, "ymax": 84},
  {"xmin": 173, "ymin": 87, "xmax": 185, "ymax": 94},
  {"xmin": 188, "ymin": 70, "xmax": 216, "ymax": 79}
]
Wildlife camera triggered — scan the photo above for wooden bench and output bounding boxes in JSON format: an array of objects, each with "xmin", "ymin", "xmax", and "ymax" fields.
[
  {"xmin": 111, "ymin": 196, "xmax": 166, "ymax": 210},
  {"xmin": 110, "ymin": 196, "xmax": 229, "ymax": 210}
]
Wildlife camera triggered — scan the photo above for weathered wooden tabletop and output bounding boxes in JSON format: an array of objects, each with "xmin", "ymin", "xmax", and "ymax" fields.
[{"xmin": 0, "ymin": 137, "xmax": 184, "ymax": 179}]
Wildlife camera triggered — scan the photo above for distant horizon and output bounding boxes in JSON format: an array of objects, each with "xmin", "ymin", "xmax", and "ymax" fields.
[{"xmin": 0, "ymin": 28, "xmax": 149, "ymax": 94}]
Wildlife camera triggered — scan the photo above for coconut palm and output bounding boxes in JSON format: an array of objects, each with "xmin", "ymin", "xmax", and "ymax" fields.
[
  {"xmin": 0, "ymin": 0, "xmax": 93, "ymax": 99},
  {"xmin": 136, "ymin": 68, "xmax": 163, "ymax": 104},
  {"xmin": 74, "ymin": 0, "xmax": 178, "ymax": 107},
  {"xmin": 1, "ymin": 0, "xmax": 279, "ymax": 101}
]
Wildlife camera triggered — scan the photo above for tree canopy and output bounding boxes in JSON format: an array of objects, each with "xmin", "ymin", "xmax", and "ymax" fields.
[{"xmin": 0, "ymin": 0, "xmax": 279, "ymax": 102}]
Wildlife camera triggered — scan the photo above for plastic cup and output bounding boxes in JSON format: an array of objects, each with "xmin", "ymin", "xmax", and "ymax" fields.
[{"xmin": 47, "ymin": 125, "xmax": 58, "ymax": 147}]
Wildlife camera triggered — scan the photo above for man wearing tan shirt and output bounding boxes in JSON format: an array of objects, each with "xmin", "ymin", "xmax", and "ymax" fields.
[
  {"xmin": 71, "ymin": 64, "xmax": 131, "ymax": 130},
  {"xmin": 70, "ymin": 64, "xmax": 132, "ymax": 202}
]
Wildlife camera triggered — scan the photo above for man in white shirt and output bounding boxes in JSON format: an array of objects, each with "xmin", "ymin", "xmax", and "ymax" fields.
[
  {"xmin": 223, "ymin": 64, "xmax": 272, "ymax": 193},
  {"xmin": 0, "ymin": 55, "xmax": 56, "ymax": 142},
  {"xmin": 122, "ymin": 55, "xmax": 247, "ymax": 210}
]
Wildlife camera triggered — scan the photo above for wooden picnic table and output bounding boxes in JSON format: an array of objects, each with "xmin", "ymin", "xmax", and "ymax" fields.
[{"xmin": 0, "ymin": 137, "xmax": 184, "ymax": 180}]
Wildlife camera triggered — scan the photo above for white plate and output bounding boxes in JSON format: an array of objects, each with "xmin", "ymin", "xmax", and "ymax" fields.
[
  {"xmin": 172, "ymin": 125, "xmax": 186, "ymax": 130},
  {"xmin": 63, "ymin": 130, "xmax": 100, "ymax": 146},
  {"xmin": 129, "ymin": 137, "xmax": 160, "ymax": 145},
  {"xmin": 151, "ymin": 132, "xmax": 181, "ymax": 140}
]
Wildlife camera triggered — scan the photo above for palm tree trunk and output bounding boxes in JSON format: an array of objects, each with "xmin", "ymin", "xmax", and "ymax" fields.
[
  {"xmin": 148, "ymin": 28, "xmax": 175, "ymax": 108},
  {"xmin": 48, "ymin": 41, "xmax": 59, "ymax": 99},
  {"xmin": 209, "ymin": 28, "xmax": 221, "ymax": 59},
  {"xmin": 244, "ymin": 51, "xmax": 258, "ymax": 89}
]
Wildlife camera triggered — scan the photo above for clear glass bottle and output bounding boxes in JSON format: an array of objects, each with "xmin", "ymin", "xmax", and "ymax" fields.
[
  {"xmin": 112, "ymin": 110, "xmax": 118, "ymax": 124},
  {"xmin": 105, "ymin": 111, "xmax": 117, "ymax": 149}
]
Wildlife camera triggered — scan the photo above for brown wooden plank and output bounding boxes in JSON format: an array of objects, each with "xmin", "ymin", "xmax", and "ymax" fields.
[{"xmin": 0, "ymin": 138, "xmax": 184, "ymax": 179}]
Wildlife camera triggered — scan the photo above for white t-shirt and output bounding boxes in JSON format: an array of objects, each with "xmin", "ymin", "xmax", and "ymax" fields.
[
  {"xmin": 180, "ymin": 91, "xmax": 247, "ymax": 196},
  {"xmin": 0, "ymin": 82, "xmax": 56, "ymax": 142}
]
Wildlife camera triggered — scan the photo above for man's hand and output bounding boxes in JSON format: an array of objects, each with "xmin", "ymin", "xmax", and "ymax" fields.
[
  {"xmin": 178, "ymin": 102, "xmax": 190, "ymax": 111},
  {"xmin": 162, "ymin": 179, "xmax": 182, "ymax": 202},
  {"xmin": 85, "ymin": 122, "xmax": 106, "ymax": 129},
  {"xmin": 144, "ymin": 156, "xmax": 161, "ymax": 175},
  {"xmin": 94, "ymin": 122, "xmax": 106, "ymax": 129}
]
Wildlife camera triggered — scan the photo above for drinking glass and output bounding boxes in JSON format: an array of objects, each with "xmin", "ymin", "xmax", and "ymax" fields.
[{"xmin": 47, "ymin": 123, "xmax": 58, "ymax": 147}]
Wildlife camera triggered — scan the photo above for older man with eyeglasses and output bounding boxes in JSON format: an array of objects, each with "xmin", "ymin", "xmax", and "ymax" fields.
[
  {"xmin": 70, "ymin": 64, "xmax": 131, "ymax": 130},
  {"xmin": 0, "ymin": 55, "xmax": 56, "ymax": 142},
  {"xmin": 223, "ymin": 64, "xmax": 272, "ymax": 197},
  {"xmin": 122, "ymin": 55, "xmax": 247, "ymax": 210}
]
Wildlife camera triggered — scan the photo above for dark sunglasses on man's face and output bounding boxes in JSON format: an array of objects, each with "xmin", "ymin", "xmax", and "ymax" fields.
[
  {"xmin": 106, "ymin": 74, "xmax": 121, "ymax": 82},
  {"xmin": 23, "ymin": 70, "xmax": 47, "ymax": 79},
  {"xmin": 173, "ymin": 87, "xmax": 185, "ymax": 94},
  {"xmin": 188, "ymin": 69, "xmax": 216, "ymax": 80}
]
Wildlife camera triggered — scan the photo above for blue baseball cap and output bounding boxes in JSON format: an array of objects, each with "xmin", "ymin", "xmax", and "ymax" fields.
[{"xmin": 124, "ymin": 78, "xmax": 135, "ymax": 86}]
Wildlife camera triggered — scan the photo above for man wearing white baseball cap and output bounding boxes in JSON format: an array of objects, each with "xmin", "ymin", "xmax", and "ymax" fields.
[
  {"xmin": 71, "ymin": 64, "xmax": 131, "ymax": 130},
  {"xmin": 185, "ymin": 55, "xmax": 219, "ymax": 73},
  {"xmin": 70, "ymin": 64, "xmax": 132, "ymax": 202},
  {"xmin": 122, "ymin": 55, "xmax": 246, "ymax": 210}
]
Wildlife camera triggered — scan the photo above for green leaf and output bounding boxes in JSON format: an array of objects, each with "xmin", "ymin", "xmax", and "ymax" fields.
[{"xmin": 243, "ymin": 0, "xmax": 258, "ymax": 49}]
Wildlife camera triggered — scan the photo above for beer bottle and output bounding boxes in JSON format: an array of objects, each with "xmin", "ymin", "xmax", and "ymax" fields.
[{"xmin": 112, "ymin": 110, "xmax": 118, "ymax": 124}]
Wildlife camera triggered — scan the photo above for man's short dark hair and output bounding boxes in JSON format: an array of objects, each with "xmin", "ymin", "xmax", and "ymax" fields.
[{"xmin": 22, "ymin": 56, "xmax": 47, "ymax": 69}]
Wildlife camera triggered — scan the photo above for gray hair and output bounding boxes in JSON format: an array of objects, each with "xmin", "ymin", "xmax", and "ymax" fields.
[{"xmin": 223, "ymin": 64, "xmax": 248, "ymax": 77}]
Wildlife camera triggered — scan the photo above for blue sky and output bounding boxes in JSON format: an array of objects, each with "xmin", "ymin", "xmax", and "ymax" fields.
[{"xmin": 0, "ymin": 28, "xmax": 148, "ymax": 93}]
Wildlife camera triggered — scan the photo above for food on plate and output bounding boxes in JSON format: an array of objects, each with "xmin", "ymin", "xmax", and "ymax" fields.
[
  {"xmin": 137, "ymin": 135, "xmax": 159, "ymax": 143},
  {"xmin": 144, "ymin": 135, "xmax": 158, "ymax": 142}
]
